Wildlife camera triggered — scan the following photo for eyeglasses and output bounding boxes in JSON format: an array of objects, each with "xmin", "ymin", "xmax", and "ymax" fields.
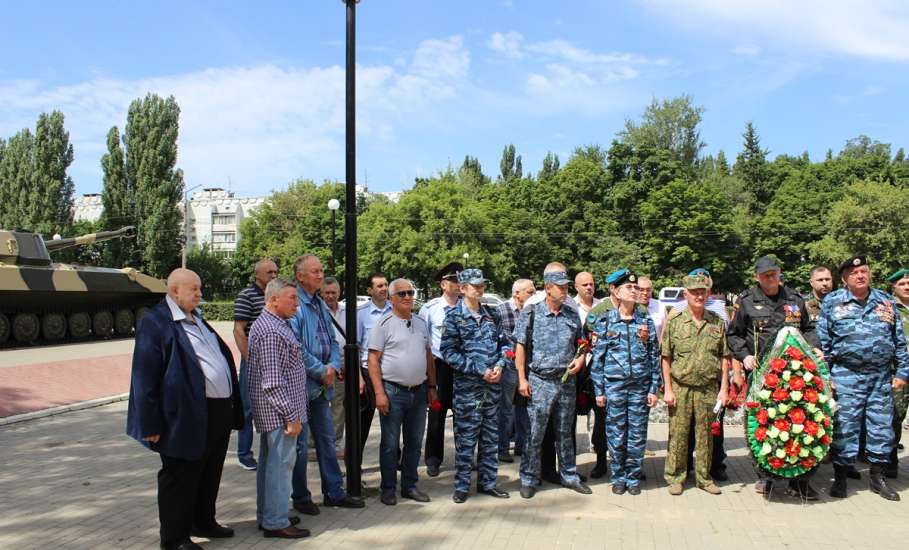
[{"xmin": 394, "ymin": 290, "xmax": 416, "ymax": 298}]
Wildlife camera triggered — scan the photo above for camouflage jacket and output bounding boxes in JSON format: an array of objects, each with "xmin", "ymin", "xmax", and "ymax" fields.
[
  {"xmin": 441, "ymin": 301, "xmax": 510, "ymax": 390},
  {"xmin": 589, "ymin": 307, "xmax": 661, "ymax": 397},
  {"xmin": 514, "ymin": 300, "xmax": 584, "ymax": 378},
  {"xmin": 817, "ymin": 287, "xmax": 909, "ymax": 379},
  {"xmin": 661, "ymin": 308, "xmax": 728, "ymax": 387}
]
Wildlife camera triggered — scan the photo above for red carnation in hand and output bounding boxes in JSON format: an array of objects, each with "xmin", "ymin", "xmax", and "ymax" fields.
[
  {"xmin": 756, "ymin": 409, "xmax": 769, "ymax": 425},
  {"xmin": 804, "ymin": 420, "xmax": 819, "ymax": 436},
  {"xmin": 788, "ymin": 408, "xmax": 807, "ymax": 424},
  {"xmin": 800, "ymin": 456, "xmax": 816, "ymax": 469},
  {"xmin": 764, "ymin": 373, "xmax": 780, "ymax": 388},
  {"xmin": 504, "ymin": 349, "xmax": 515, "ymax": 360},
  {"xmin": 430, "ymin": 399, "xmax": 443, "ymax": 412},
  {"xmin": 789, "ymin": 376, "xmax": 806, "ymax": 391},
  {"xmin": 772, "ymin": 387, "xmax": 790, "ymax": 402},
  {"xmin": 774, "ymin": 418, "xmax": 791, "ymax": 432},
  {"xmin": 803, "ymin": 358, "xmax": 817, "ymax": 372},
  {"xmin": 711, "ymin": 421, "xmax": 721, "ymax": 436},
  {"xmin": 804, "ymin": 388, "xmax": 819, "ymax": 403},
  {"xmin": 820, "ymin": 434, "xmax": 831, "ymax": 445},
  {"xmin": 754, "ymin": 426, "xmax": 768, "ymax": 441},
  {"xmin": 770, "ymin": 358, "xmax": 787, "ymax": 373},
  {"xmin": 768, "ymin": 457, "xmax": 785, "ymax": 469},
  {"xmin": 786, "ymin": 347, "xmax": 804, "ymax": 360},
  {"xmin": 814, "ymin": 377, "xmax": 824, "ymax": 390},
  {"xmin": 822, "ymin": 416, "xmax": 831, "ymax": 428},
  {"xmin": 745, "ymin": 401, "xmax": 760, "ymax": 409}
]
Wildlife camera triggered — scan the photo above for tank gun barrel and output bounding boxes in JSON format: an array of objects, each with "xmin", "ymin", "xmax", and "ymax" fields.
[{"xmin": 44, "ymin": 226, "xmax": 136, "ymax": 252}]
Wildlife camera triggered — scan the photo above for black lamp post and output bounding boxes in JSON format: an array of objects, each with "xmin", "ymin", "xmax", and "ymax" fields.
[
  {"xmin": 341, "ymin": 0, "xmax": 362, "ymax": 497},
  {"xmin": 327, "ymin": 198, "xmax": 340, "ymax": 275}
]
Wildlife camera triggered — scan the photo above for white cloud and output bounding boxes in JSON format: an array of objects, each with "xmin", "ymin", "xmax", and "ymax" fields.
[
  {"xmin": 489, "ymin": 31, "xmax": 524, "ymax": 59},
  {"xmin": 642, "ymin": 0, "xmax": 909, "ymax": 61},
  {"xmin": 0, "ymin": 36, "xmax": 470, "ymax": 196}
]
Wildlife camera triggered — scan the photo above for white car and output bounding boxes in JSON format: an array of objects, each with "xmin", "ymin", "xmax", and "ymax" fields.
[{"xmin": 339, "ymin": 295, "xmax": 370, "ymax": 309}]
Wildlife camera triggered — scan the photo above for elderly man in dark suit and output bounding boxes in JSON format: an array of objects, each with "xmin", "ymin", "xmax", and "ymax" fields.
[{"xmin": 127, "ymin": 268, "xmax": 244, "ymax": 550}]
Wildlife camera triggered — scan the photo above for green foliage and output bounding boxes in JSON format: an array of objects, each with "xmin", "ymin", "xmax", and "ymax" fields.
[
  {"xmin": 99, "ymin": 126, "xmax": 136, "ymax": 266},
  {"xmin": 734, "ymin": 122, "xmax": 772, "ymax": 210},
  {"xmin": 186, "ymin": 244, "xmax": 234, "ymax": 300},
  {"xmin": 620, "ymin": 95, "xmax": 705, "ymax": 169},
  {"xmin": 199, "ymin": 301, "xmax": 235, "ymax": 321}
]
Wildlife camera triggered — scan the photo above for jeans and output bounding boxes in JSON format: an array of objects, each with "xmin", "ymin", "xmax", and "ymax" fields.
[
  {"xmin": 292, "ymin": 395, "xmax": 346, "ymax": 503},
  {"xmin": 497, "ymin": 367, "xmax": 518, "ymax": 455},
  {"xmin": 256, "ymin": 427, "xmax": 297, "ymax": 530},
  {"xmin": 237, "ymin": 359, "xmax": 254, "ymax": 462},
  {"xmin": 380, "ymin": 382, "xmax": 427, "ymax": 493}
]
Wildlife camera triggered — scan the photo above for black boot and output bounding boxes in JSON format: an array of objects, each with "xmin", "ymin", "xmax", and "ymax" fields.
[
  {"xmin": 870, "ymin": 464, "xmax": 901, "ymax": 501},
  {"xmin": 829, "ymin": 465, "xmax": 848, "ymax": 498},
  {"xmin": 845, "ymin": 465, "xmax": 862, "ymax": 479},
  {"xmin": 590, "ymin": 452, "xmax": 608, "ymax": 479}
]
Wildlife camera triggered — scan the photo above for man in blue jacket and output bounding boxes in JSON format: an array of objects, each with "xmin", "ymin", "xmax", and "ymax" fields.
[
  {"xmin": 126, "ymin": 268, "xmax": 244, "ymax": 550},
  {"xmin": 289, "ymin": 254, "xmax": 365, "ymax": 513}
]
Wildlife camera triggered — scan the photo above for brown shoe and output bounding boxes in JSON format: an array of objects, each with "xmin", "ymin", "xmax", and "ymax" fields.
[
  {"xmin": 668, "ymin": 483, "xmax": 683, "ymax": 495},
  {"xmin": 263, "ymin": 525, "xmax": 310, "ymax": 539},
  {"xmin": 700, "ymin": 483, "xmax": 721, "ymax": 495}
]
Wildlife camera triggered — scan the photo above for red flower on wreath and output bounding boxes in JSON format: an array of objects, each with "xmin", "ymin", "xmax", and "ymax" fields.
[
  {"xmin": 745, "ymin": 401, "xmax": 761, "ymax": 409},
  {"xmin": 822, "ymin": 416, "xmax": 831, "ymax": 428},
  {"xmin": 772, "ymin": 387, "xmax": 790, "ymax": 402},
  {"xmin": 800, "ymin": 456, "xmax": 816, "ymax": 469},
  {"xmin": 768, "ymin": 457, "xmax": 785, "ymax": 469},
  {"xmin": 770, "ymin": 358, "xmax": 787, "ymax": 373},
  {"xmin": 754, "ymin": 426, "xmax": 768, "ymax": 441},
  {"xmin": 804, "ymin": 420, "xmax": 819, "ymax": 436},
  {"xmin": 764, "ymin": 373, "xmax": 780, "ymax": 388},
  {"xmin": 814, "ymin": 377, "xmax": 824, "ymax": 390},
  {"xmin": 820, "ymin": 434, "xmax": 831, "ymax": 445},
  {"xmin": 774, "ymin": 418, "xmax": 790, "ymax": 432},
  {"xmin": 756, "ymin": 409, "xmax": 769, "ymax": 425},
  {"xmin": 804, "ymin": 388, "xmax": 819, "ymax": 403},
  {"xmin": 803, "ymin": 358, "xmax": 817, "ymax": 372},
  {"xmin": 785, "ymin": 440, "xmax": 801, "ymax": 457},
  {"xmin": 786, "ymin": 347, "xmax": 804, "ymax": 360},
  {"xmin": 789, "ymin": 376, "xmax": 806, "ymax": 391},
  {"xmin": 788, "ymin": 408, "xmax": 807, "ymax": 424}
]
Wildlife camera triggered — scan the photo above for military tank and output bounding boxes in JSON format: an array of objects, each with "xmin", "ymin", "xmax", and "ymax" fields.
[{"xmin": 0, "ymin": 226, "xmax": 167, "ymax": 346}]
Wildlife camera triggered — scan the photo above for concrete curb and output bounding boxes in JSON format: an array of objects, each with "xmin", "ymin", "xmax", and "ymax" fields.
[{"xmin": 0, "ymin": 393, "xmax": 129, "ymax": 427}]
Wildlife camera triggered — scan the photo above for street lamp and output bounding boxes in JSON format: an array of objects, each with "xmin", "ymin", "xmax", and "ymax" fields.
[{"xmin": 327, "ymin": 198, "xmax": 340, "ymax": 275}]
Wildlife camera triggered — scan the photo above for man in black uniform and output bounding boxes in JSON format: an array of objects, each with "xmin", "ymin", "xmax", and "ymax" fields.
[{"xmin": 728, "ymin": 256, "xmax": 821, "ymax": 499}]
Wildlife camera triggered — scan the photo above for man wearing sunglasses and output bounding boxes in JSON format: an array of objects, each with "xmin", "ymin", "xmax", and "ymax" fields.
[
  {"xmin": 367, "ymin": 279, "xmax": 438, "ymax": 505},
  {"xmin": 420, "ymin": 262, "xmax": 464, "ymax": 477},
  {"xmin": 441, "ymin": 268, "xmax": 512, "ymax": 503}
]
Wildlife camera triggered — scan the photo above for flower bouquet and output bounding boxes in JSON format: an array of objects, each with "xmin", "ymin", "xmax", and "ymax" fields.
[
  {"xmin": 744, "ymin": 327, "xmax": 835, "ymax": 478},
  {"xmin": 562, "ymin": 338, "xmax": 590, "ymax": 382}
]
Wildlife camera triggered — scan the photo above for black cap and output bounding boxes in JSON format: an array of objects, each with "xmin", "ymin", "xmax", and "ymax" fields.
[
  {"xmin": 754, "ymin": 256, "xmax": 781, "ymax": 274},
  {"xmin": 839, "ymin": 255, "xmax": 867, "ymax": 275},
  {"xmin": 435, "ymin": 261, "xmax": 463, "ymax": 282}
]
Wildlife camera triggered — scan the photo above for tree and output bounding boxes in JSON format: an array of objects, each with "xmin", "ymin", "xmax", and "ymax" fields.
[
  {"xmin": 124, "ymin": 94, "xmax": 185, "ymax": 277},
  {"xmin": 458, "ymin": 155, "xmax": 489, "ymax": 188},
  {"xmin": 538, "ymin": 152, "xmax": 560, "ymax": 182},
  {"xmin": 187, "ymin": 244, "xmax": 232, "ymax": 300},
  {"xmin": 99, "ymin": 126, "xmax": 135, "ymax": 266},
  {"xmin": 620, "ymin": 95, "xmax": 705, "ymax": 169},
  {"xmin": 734, "ymin": 122, "xmax": 771, "ymax": 208},
  {"xmin": 715, "ymin": 150, "xmax": 730, "ymax": 176},
  {"xmin": 498, "ymin": 144, "xmax": 522, "ymax": 182}
]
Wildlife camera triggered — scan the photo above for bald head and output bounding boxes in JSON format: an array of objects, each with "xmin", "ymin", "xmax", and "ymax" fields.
[
  {"xmin": 167, "ymin": 268, "xmax": 202, "ymax": 315},
  {"xmin": 575, "ymin": 271, "xmax": 595, "ymax": 303},
  {"xmin": 254, "ymin": 259, "xmax": 278, "ymax": 289}
]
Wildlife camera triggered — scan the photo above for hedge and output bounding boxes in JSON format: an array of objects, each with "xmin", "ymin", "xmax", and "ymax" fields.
[{"xmin": 200, "ymin": 301, "xmax": 236, "ymax": 321}]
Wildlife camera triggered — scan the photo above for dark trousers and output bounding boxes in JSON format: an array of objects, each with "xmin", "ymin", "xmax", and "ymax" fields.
[
  {"xmin": 541, "ymin": 410, "xmax": 578, "ymax": 478},
  {"xmin": 158, "ymin": 398, "xmax": 232, "ymax": 548},
  {"xmin": 359, "ymin": 367, "xmax": 376, "ymax": 465},
  {"xmin": 592, "ymin": 404, "xmax": 607, "ymax": 455},
  {"xmin": 425, "ymin": 358, "xmax": 453, "ymax": 467},
  {"xmin": 687, "ymin": 408, "xmax": 726, "ymax": 473}
]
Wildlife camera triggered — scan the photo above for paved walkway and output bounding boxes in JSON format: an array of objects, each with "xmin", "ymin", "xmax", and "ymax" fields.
[{"xmin": 2, "ymin": 401, "xmax": 909, "ymax": 550}]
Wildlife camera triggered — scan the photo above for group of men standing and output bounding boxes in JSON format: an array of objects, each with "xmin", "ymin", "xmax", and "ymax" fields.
[{"xmin": 126, "ymin": 251, "xmax": 909, "ymax": 549}]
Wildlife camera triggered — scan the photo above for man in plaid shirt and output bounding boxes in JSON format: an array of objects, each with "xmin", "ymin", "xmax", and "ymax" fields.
[{"xmin": 248, "ymin": 278, "xmax": 310, "ymax": 539}]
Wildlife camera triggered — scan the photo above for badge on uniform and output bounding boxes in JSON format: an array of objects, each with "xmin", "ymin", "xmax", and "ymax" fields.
[
  {"xmin": 783, "ymin": 303, "xmax": 801, "ymax": 324},
  {"xmin": 637, "ymin": 325, "xmax": 650, "ymax": 342},
  {"xmin": 876, "ymin": 301, "xmax": 895, "ymax": 325}
]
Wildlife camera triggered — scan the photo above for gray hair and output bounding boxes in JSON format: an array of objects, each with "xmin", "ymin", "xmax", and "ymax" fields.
[
  {"xmin": 265, "ymin": 277, "xmax": 297, "ymax": 302},
  {"xmin": 389, "ymin": 278, "xmax": 414, "ymax": 294},
  {"xmin": 293, "ymin": 253, "xmax": 319, "ymax": 275},
  {"xmin": 543, "ymin": 262, "xmax": 567, "ymax": 275},
  {"xmin": 512, "ymin": 278, "xmax": 532, "ymax": 295},
  {"xmin": 323, "ymin": 276, "xmax": 340, "ymax": 288}
]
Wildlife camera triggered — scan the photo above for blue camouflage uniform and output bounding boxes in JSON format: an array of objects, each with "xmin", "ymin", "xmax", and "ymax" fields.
[
  {"xmin": 441, "ymin": 287, "xmax": 509, "ymax": 494},
  {"xmin": 817, "ymin": 287, "xmax": 909, "ymax": 465},
  {"xmin": 589, "ymin": 307, "xmax": 661, "ymax": 488},
  {"xmin": 514, "ymin": 297, "xmax": 584, "ymax": 488}
]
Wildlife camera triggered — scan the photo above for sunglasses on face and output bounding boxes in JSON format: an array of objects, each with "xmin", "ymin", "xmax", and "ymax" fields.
[{"xmin": 394, "ymin": 290, "xmax": 416, "ymax": 298}]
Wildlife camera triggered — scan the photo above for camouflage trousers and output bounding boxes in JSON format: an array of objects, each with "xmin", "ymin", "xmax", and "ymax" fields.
[
  {"xmin": 452, "ymin": 381, "xmax": 501, "ymax": 492},
  {"xmin": 891, "ymin": 383, "xmax": 909, "ymax": 466},
  {"xmin": 519, "ymin": 373, "xmax": 581, "ymax": 487},
  {"xmin": 665, "ymin": 382, "xmax": 717, "ymax": 487},
  {"xmin": 831, "ymin": 366, "xmax": 894, "ymax": 465},
  {"xmin": 604, "ymin": 379, "xmax": 650, "ymax": 487}
]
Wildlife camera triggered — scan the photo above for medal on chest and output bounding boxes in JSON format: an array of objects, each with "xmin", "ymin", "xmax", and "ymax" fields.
[{"xmin": 875, "ymin": 301, "xmax": 895, "ymax": 325}]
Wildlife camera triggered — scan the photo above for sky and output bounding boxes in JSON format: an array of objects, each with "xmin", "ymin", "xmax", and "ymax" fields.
[{"xmin": 2, "ymin": 0, "xmax": 909, "ymax": 198}]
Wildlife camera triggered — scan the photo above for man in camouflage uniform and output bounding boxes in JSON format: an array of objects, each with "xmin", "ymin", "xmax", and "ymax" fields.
[
  {"xmin": 441, "ymin": 268, "xmax": 511, "ymax": 503},
  {"xmin": 515, "ymin": 263, "xmax": 591, "ymax": 499},
  {"xmin": 819, "ymin": 256, "xmax": 909, "ymax": 501},
  {"xmin": 661, "ymin": 273, "xmax": 731, "ymax": 495},
  {"xmin": 589, "ymin": 269, "xmax": 661, "ymax": 495},
  {"xmin": 886, "ymin": 268, "xmax": 909, "ymax": 478},
  {"xmin": 728, "ymin": 255, "xmax": 820, "ymax": 498},
  {"xmin": 804, "ymin": 265, "xmax": 834, "ymax": 333}
]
